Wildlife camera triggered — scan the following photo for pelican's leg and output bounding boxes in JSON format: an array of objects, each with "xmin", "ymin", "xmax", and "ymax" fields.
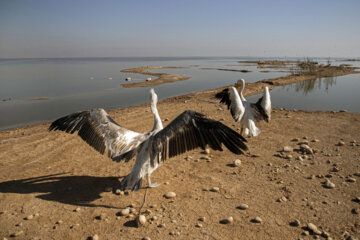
[{"xmin": 146, "ymin": 174, "xmax": 161, "ymax": 188}]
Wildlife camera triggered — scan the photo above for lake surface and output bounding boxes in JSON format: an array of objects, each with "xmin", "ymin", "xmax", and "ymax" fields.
[{"xmin": 0, "ymin": 57, "xmax": 359, "ymax": 131}]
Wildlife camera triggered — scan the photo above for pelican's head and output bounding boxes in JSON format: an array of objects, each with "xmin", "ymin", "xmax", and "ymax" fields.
[{"xmin": 235, "ymin": 79, "xmax": 245, "ymax": 89}]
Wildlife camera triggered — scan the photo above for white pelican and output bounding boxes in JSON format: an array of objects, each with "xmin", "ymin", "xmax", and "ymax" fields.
[
  {"xmin": 215, "ymin": 79, "xmax": 271, "ymax": 137},
  {"xmin": 49, "ymin": 89, "xmax": 248, "ymax": 191}
]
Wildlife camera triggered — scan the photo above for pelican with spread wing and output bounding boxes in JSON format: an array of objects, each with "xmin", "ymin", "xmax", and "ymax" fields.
[
  {"xmin": 216, "ymin": 79, "xmax": 271, "ymax": 137},
  {"xmin": 49, "ymin": 89, "xmax": 248, "ymax": 191}
]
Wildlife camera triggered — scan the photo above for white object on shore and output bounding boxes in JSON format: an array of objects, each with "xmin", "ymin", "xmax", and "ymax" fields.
[
  {"xmin": 146, "ymin": 77, "xmax": 152, "ymax": 81},
  {"xmin": 126, "ymin": 77, "xmax": 131, "ymax": 81}
]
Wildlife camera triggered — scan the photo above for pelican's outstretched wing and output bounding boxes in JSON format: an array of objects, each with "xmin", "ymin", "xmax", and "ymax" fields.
[
  {"xmin": 149, "ymin": 110, "xmax": 248, "ymax": 166},
  {"xmin": 250, "ymin": 86, "xmax": 271, "ymax": 123},
  {"xmin": 49, "ymin": 108, "xmax": 147, "ymax": 162},
  {"xmin": 215, "ymin": 87, "xmax": 245, "ymax": 122}
]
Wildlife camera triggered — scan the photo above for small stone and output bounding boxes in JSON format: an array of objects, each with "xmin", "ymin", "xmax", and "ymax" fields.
[
  {"xmin": 25, "ymin": 214, "xmax": 34, "ymax": 220},
  {"xmin": 204, "ymin": 148, "xmax": 210, "ymax": 154},
  {"xmin": 184, "ymin": 156, "xmax": 192, "ymax": 161},
  {"xmin": 252, "ymin": 217, "xmax": 262, "ymax": 223},
  {"xmin": 351, "ymin": 208, "xmax": 359, "ymax": 214},
  {"xmin": 158, "ymin": 223, "xmax": 165, "ymax": 228},
  {"xmin": 311, "ymin": 139, "xmax": 320, "ymax": 142},
  {"xmin": 296, "ymin": 156, "xmax": 303, "ymax": 161},
  {"xmin": 290, "ymin": 219, "xmax": 300, "ymax": 227},
  {"xmin": 119, "ymin": 208, "xmax": 130, "ymax": 216},
  {"xmin": 198, "ymin": 216, "xmax": 206, "ymax": 222},
  {"xmin": 300, "ymin": 144, "xmax": 313, "ymax": 154},
  {"xmin": 70, "ymin": 223, "xmax": 80, "ymax": 229},
  {"xmin": 115, "ymin": 189, "xmax": 123, "ymax": 195},
  {"xmin": 125, "ymin": 77, "xmax": 131, "ymax": 81},
  {"xmin": 74, "ymin": 207, "xmax": 81, "ymax": 212},
  {"xmin": 98, "ymin": 213, "xmax": 107, "ymax": 220},
  {"xmin": 56, "ymin": 220, "xmax": 63, "ymax": 224},
  {"xmin": 164, "ymin": 181, "xmax": 169, "ymax": 185},
  {"xmin": 238, "ymin": 204, "xmax": 249, "ymax": 210},
  {"xmin": 163, "ymin": 118, "xmax": 169, "ymax": 122},
  {"xmin": 347, "ymin": 177, "xmax": 356, "ymax": 183},
  {"xmin": 136, "ymin": 215, "xmax": 146, "ymax": 227},
  {"xmin": 233, "ymin": 159, "xmax": 242, "ymax": 167},
  {"xmin": 220, "ymin": 216, "xmax": 234, "ymax": 224},
  {"xmin": 164, "ymin": 192, "xmax": 176, "ymax": 199},
  {"xmin": 210, "ymin": 187, "xmax": 220, "ymax": 192},
  {"xmin": 291, "ymin": 138, "xmax": 300, "ymax": 142},
  {"xmin": 307, "ymin": 223, "xmax": 322, "ymax": 235},
  {"xmin": 337, "ymin": 141, "xmax": 345, "ymax": 146},
  {"xmin": 146, "ymin": 77, "xmax": 152, "ymax": 81},
  {"xmin": 142, "ymin": 237, "xmax": 151, "ymax": 240},
  {"xmin": 277, "ymin": 196, "xmax": 287, "ymax": 202},
  {"xmin": 323, "ymin": 179, "xmax": 335, "ymax": 189},
  {"xmin": 10, "ymin": 231, "xmax": 24, "ymax": 237},
  {"xmin": 195, "ymin": 223, "xmax": 203, "ymax": 228},
  {"xmin": 283, "ymin": 146, "xmax": 293, "ymax": 152},
  {"xmin": 90, "ymin": 234, "xmax": 99, "ymax": 240}
]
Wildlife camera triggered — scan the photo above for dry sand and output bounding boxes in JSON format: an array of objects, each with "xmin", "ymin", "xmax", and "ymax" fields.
[{"xmin": 1, "ymin": 75, "xmax": 360, "ymax": 240}]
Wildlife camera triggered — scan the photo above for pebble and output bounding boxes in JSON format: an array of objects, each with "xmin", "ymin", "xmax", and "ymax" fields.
[
  {"xmin": 195, "ymin": 223, "xmax": 203, "ymax": 228},
  {"xmin": 125, "ymin": 77, "xmax": 131, "ymax": 81},
  {"xmin": 252, "ymin": 217, "xmax": 262, "ymax": 223},
  {"xmin": 238, "ymin": 204, "xmax": 249, "ymax": 210},
  {"xmin": 90, "ymin": 234, "xmax": 99, "ymax": 240},
  {"xmin": 56, "ymin": 220, "xmax": 63, "ymax": 224},
  {"xmin": 277, "ymin": 196, "xmax": 287, "ymax": 202},
  {"xmin": 164, "ymin": 192, "xmax": 176, "ymax": 199},
  {"xmin": 220, "ymin": 216, "xmax": 233, "ymax": 224},
  {"xmin": 283, "ymin": 146, "xmax": 293, "ymax": 152},
  {"xmin": 158, "ymin": 223, "xmax": 165, "ymax": 228},
  {"xmin": 300, "ymin": 144, "xmax": 313, "ymax": 154},
  {"xmin": 115, "ymin": 189, "xmax": 124, "ymax": 195},
  {"xmin": 337, "ymin": 141, "xmax": 345, "ymax": 146},
  {"xmin": 136, "ymin": 215, "xmax": 146, "ymax": 227},
  {"xmin": 290, "ymin": 219, "xmax": 300, "ymax": 227},
  {"xmin": 296, "ymin": 156, "xmax": 304, "ymax": 161},
  {"xmin": 198, "ymin": 216, "xmax": 206, "ymax": 222},
  {"xmin": 25, "ymin": 214, "xmax": 34, "ymax": 220},
  {"xmin": 146, "ymin": 77, "xmax": 152, "ymax": 81},
  {"xmin": 10, "ymin": 231, "xmax": 24, "ymax": 237},
  {"xmin": 142, "ymin": 237, "xmax": 151, "ymax": 240},
  {"xmin": 351, "ymin": 208, "xmax": 359, "ymax": 214},
  {"xmin": 311, "ymin": 139, "xmax": 320, "ymax": 142},
  {"xmin": 74, "ymin": 207, "xmax": 81, "ymax": 212},
  {"xmin": 120, "ymin": 208, "xmax": 130, "ymax": 216},
  {"xmin": 291, "ymin": 138, "xmax": 300, "ymax": 142},
  {"xmin": 323, "ymin": 179, "xmax": 335, "ymax": 189},
  {"xmin": 233, "ymin": 159, "xmax": 242, "ymax": 167},
  {"xmin": 307, "ymin": 223, "xmax": 322, "ymax": 235},
  {"xmin": 204, "ymin": 148, "xmax": 210, "ymax": 154},
  {"xmin": 210, "ymin": 187, "xmax": 220, "ymax": 192},
  {"xmin": 347, "ymin": 177, "xmax": 356, "ymax": 183}
]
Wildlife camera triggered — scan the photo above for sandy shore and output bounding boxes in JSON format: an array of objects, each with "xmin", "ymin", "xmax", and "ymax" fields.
[{"xmin": 1, "ymin": 73, "xmax": 360, "ymax": 239}]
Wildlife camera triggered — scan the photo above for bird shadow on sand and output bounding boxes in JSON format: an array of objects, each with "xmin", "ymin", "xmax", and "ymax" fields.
[{"xmin": 0, "ymin": 172, "xmax": 126, "ymax": 209}]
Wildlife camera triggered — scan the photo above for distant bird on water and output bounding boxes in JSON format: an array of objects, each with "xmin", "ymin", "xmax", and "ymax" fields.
[
  {"xmin": 49, "ymin": 89, "xmax": 248, "ymax": 191},
  {"xmin": 215, "ymin": 79, "xmax": 271, "ymax": 137}
]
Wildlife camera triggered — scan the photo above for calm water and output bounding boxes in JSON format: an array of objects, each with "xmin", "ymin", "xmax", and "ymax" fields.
[{"xmin": 0, "ymin": 57, "xmax": 359, "ymax": 131}]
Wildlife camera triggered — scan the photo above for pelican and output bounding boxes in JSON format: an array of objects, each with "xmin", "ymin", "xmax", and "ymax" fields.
[
  {"xmin": 215, "ymin": 79, "xmax": 271, "ymax": 137},
  {"xmin": 49, "ymin": 89, "xmax": 248, "ymax": 191}
]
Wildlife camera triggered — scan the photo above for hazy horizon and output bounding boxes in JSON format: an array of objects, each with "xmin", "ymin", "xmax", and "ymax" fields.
[{"xmin": 1, "ymin": 0, "xmax": 359, "ymax": 59}]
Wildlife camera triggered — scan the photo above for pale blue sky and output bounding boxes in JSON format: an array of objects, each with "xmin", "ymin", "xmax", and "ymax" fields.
[{"xmin": 0, "ymin": 0, "xmax": 359, "ymax": 58}]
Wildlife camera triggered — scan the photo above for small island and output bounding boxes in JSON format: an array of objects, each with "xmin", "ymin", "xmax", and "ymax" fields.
[{"xmin": 121, "ymin": 66, "xmax": 190, "ymax": 88}]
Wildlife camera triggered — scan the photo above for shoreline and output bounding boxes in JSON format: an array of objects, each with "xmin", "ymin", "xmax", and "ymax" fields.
[{"xmin": 1, "ymin": 68, "xmax": 359, "ymax": 134}]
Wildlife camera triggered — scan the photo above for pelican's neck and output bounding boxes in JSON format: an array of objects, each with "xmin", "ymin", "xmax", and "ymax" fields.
[
  {"xmin": 151, "ymin": 101, "xmax": 163, "ymax": 132},
  {"xmin": 238, "ymin": 80, "xmax": 246, "ymax": 101}
]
